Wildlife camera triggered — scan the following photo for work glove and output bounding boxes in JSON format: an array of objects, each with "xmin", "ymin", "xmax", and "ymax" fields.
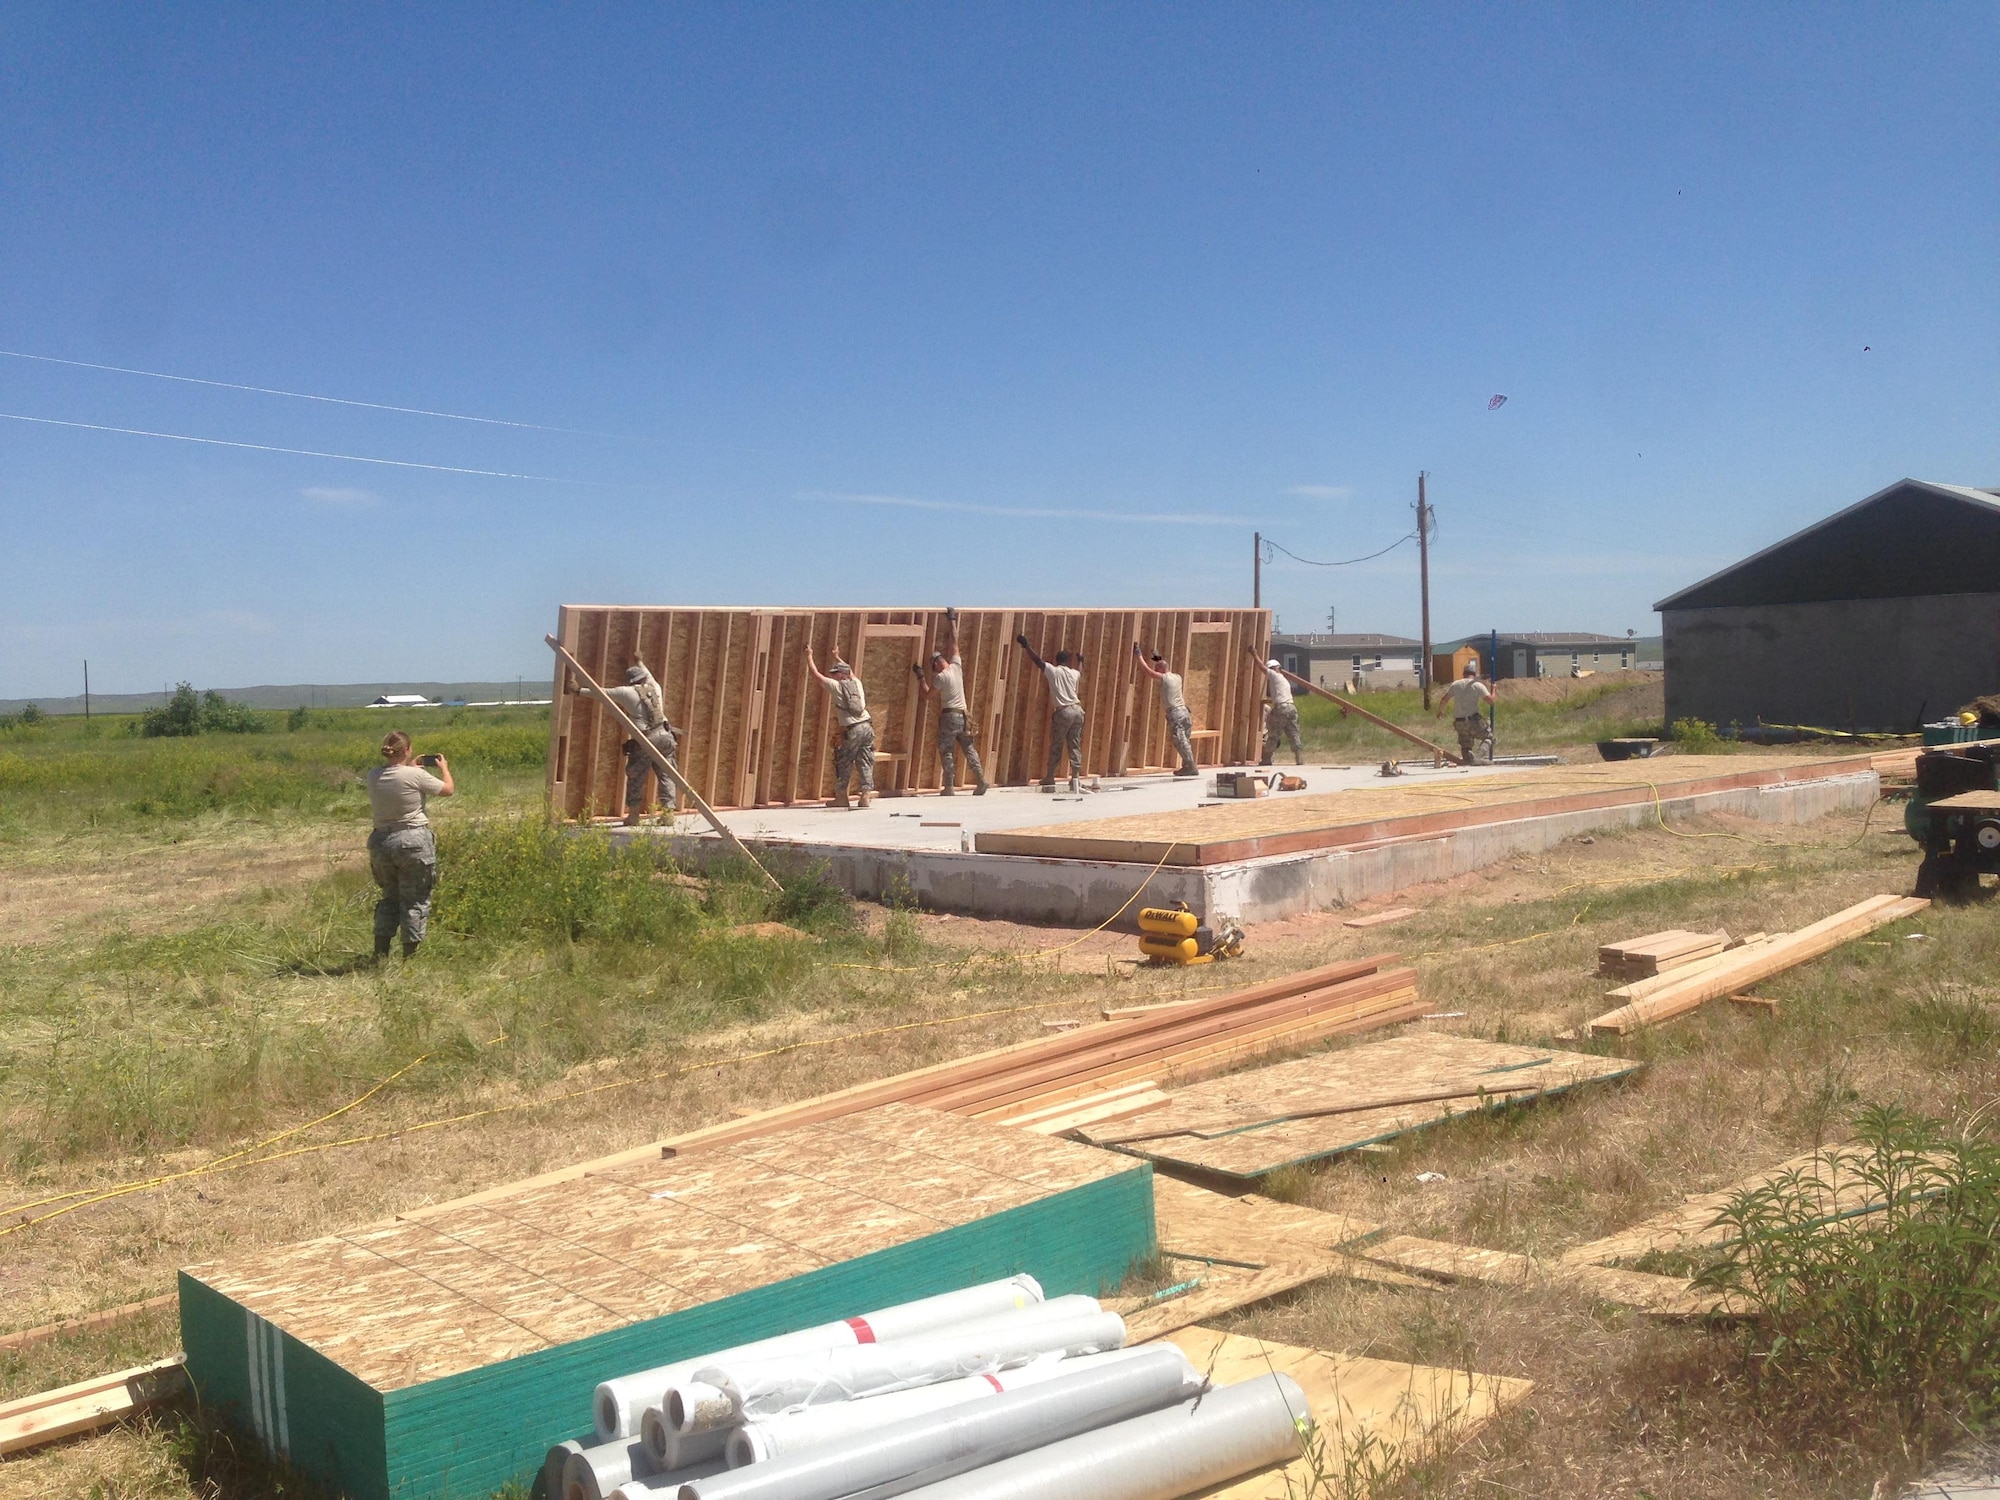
[
  {"xmin": 1016, "ymin": 634, "xmax": 1031, "ymax": 650},
  {"xmin": 911, "ymin": 663, "xmax": 924, "ymax": 681},
  {"xmin": 945, "ymin": 606, "xmax": 958, "ymax": 623}
]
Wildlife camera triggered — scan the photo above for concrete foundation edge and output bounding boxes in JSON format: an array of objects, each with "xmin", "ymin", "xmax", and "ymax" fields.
[{"xmin": 646, "ymin": 771, "xmax": 1880, "ymax": 930}]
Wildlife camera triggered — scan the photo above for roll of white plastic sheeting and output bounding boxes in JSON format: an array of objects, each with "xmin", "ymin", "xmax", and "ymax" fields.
[
  {"xmin": 650, "ymin": 1303, "xmax": 1106, "ymax": 1460},
  {"xmin": 563, "ymin": 1437, "xmax": 657, "ymax": 1500},
  {"xmin": 727, "ymin": 1347, "xmax": 1172, "ymax": 1467},
  {"xmin": 662, "ymin": 1307, "xmax": 1128, "ymax": 1442},
  {"xmin": 546, "ymin": 1440, "xmax": 588, "ymax": 1500},
  {"xmin": 600, "ymin": 1454, "xmax": 727, "ymax": 1500},
  {"xmin": 595, "ymin": 1276, "xmax": 1044, "ymax": 1441},
  {"xmin": 679, "ymin": 1344, "xmax": 1202, "ymax": 1500},
  {"xmin": 884, "ymin": 1373, "xmax": 1312, "ymax": 1500}
]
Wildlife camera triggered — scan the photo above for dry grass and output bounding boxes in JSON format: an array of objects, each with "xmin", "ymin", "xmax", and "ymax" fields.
[{"xmin": 4, "ymin": 770, "xmax": 1990, "ymax": 1499}]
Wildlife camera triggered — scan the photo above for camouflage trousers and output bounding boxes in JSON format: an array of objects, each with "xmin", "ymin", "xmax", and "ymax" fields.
[
  {"xmin": 624, "ymin": 726, "xmax": 680, "ymax": 815},
  {"xmin": 834, "ymin": 721, "xmax": 876, "ymax": 799},
  {"xmin": 1166, "ymin": 709, "xmax": 1197, "ymax": 774},
  {"xmin": 937, "ymin": 709, "xmax": 987, "ymax": 792},
  {"xmin": 1045, "ymin": 705, "xmax": 1085, "ymax": 783},
  {"xmin": 1261, "ymin": 704, "xmax": 1304, "ymax": 765},
  {"xmin": 368, "ymin": 826, "xmax": 435, "ymax": 957}
]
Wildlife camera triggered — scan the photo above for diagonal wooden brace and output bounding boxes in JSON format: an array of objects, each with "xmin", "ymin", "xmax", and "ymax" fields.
[{"xmin": 546, "ymin": 635, "xmax": 782, "ymax": 892}]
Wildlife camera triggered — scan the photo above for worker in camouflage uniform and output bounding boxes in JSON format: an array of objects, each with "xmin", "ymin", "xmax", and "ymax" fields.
[
  {"xmin": 619, "ymin": 662, "xmax": 680, "ymax": 826},
  {"xmin": 1132, "ymin": 644, "xmax": 1200, "ymax": 777},
  {"xmin": 364, "ymin": 730, "xmax": 453, "ymax": 959},
  {"xmin": 1435, "ymin": 657, "xmax": 1495, "ymax": 764},
  {"xmin": 1259, "ymin": 658, "xmax": 1306, "ymax": 766},
  {"xmin": 1016, "ymin": 634, "xmax": 1085, "ymax": 792},
  {"xmin": 914, "ymin": 607, "xmax": 989, "ymax": 795},
  {"xmin": 807, "ymin": 646, "xmax": 874, "ymax": 808}
]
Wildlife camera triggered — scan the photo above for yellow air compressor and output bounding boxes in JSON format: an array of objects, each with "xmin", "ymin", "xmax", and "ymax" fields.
[{"xmin": 1136, "ymin": 904, "xmax": 1244, "ymax": 965}]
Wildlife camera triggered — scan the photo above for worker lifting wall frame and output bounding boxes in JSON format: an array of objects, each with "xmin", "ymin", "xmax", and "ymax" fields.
[{"xmin": 546, "ymin": 605, "xmax": 1272, "ymax": 818}]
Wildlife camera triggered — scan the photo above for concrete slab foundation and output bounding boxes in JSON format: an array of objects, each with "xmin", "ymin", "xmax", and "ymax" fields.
[{"xmin": 628, "ymin": 767, "xmax": 1880, "ymax": 930}]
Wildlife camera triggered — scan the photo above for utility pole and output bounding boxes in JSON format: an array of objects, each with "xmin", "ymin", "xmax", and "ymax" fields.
[
  {"xmin": 1417, "ymin": 473, "xmax": 1433, "ymax": 711},
  {"xmin": 1252, "ymin": 532, "xmax": 1262, "ymax": 610},
  {"xmin": 83, "ymin": 660, "xmax": 90, "ymax": 721},
  {"xmin": 1326, "ymin": 607, "xmax": 1336, "ymax": 636}
]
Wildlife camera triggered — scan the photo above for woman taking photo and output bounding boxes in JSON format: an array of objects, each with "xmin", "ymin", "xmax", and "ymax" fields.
[{"xmin": 365, "ymin": 731, "xmax": 453, "ymax": 959}]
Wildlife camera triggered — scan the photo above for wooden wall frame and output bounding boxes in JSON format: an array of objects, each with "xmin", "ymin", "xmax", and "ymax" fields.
[{"xmin": 548, "ymin": 606, "xmax": 1272, "ymax": 818}]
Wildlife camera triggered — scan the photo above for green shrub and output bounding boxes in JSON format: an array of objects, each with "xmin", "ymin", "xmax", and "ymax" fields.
[
  {"xmin": 432, "ymin": 818, "xmax": 700, "ymax": 943},
  {"xmin": 1695, "ymin": 1104, "xmax": 2000, "ymax": 1437},
  {"xmin": 1669, "ymin": 716, "xmax": 1725, "ymax": 752}
]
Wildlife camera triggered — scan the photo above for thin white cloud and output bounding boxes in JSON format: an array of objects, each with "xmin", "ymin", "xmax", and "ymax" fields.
[
  {"xmin": 802, "ymin": 489, "xmax": 1247, "ymax": 527},
  {"xmin": 1284, "ymin": 484, "xmax": 1351, "ymax": 500},
  {"xmin": 302, "ymin": 485, "xmax": 379, "ymax": 508}
]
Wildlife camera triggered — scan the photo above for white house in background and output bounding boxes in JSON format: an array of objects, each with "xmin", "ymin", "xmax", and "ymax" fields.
[
  {"xmin": 369, "ymin": 694, "xmax": 436, "ymax": 707},
  {"xmin": 1269, "ymin": 633, "xmax": 1423, "ymax": 691}
]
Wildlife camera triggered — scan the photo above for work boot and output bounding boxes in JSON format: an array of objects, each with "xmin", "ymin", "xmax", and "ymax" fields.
[
  {"xmin": 373, "ymin": 937, "xmax": 392, "ymax": 960},
  {"xmin": 1068, "ymin": 777, "xmax": 1081, "ymax": 794},
  {"xmin": 941, "ymin": 784, "xmax": 955, "ymax": 796},
  {"xmin": 1039, "ymin": 778, "xmax": 1056, "ymax": 789},
  {"xmin": 974, "ymin": 780, "xmax": 989, "ymax": 795},
  {"xmin": 401, "ymin": 939, "xmax": 420, "ymax": 960},
  {"xmin": 1174, "ymin": 766, "xmax": 1198, "ymax": 778},
  {"xmin": 856, "ymin": 792, "xmax": 872, "ymax": 809},
  {"xmin": 829, "ymin": 795, "xmax": 850, "ymax": 809}
]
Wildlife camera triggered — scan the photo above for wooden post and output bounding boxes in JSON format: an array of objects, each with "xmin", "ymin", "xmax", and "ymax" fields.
[
  {"xmin": 1417, "ymin": 474, "xmax": 1433, "ymax": 712},
  {"xmin": 545, "ymin": 635, "xmax": 782, "ymax": 892}
]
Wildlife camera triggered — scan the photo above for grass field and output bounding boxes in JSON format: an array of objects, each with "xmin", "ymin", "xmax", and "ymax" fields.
[{"xmin": 5, "ymin": 695, "xmax": 1995, "ymax": 1500}]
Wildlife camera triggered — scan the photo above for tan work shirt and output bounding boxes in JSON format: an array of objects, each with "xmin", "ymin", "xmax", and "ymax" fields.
[
  {"xmin": 824, "ymin": 674, "xmax": 870, "ymax": 729},
  {"xmin": 1264, "ymin": 668, "xmax": 1295, "ymax": 708},
  {"xmin": 1156, "ymin": 671, "xmax": 1188, "ymax": 716},
  {"xmin": 933, "ymin": 660, "xmax": 968, "ymax": 715},
  {"xmin": 1042, "ymin": 663, "xmax": 1082, "ymax": 711},
  {"xmin": 1445, "ymin": 677, "xmax": 1493, "ymax": 717},
  {"xmin": 366, "ymin": 765, "xmax": 447, "ymax": 831}
]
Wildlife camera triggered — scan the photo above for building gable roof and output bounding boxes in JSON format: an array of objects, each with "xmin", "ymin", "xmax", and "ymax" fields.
[{"xmin": 1656, "ymin": 479, "xmax": 2000, "ymax": 611}]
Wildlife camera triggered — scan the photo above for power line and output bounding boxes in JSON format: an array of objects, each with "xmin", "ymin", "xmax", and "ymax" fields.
[
  {"xmin": 0, "ymin": 411, "xmax": 597, "ymax": 483},
  {"xmin": 0, "ymin": 347, "xmax": 647, "ymax": 440},
  {"xmin": 1261, "ymin": 532, "xmax": 1417, "ymax": 568}
]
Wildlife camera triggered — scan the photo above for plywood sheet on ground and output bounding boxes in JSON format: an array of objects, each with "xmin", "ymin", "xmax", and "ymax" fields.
[
  {"xmin": 1163, "ymin": 1328, "xmax": 1531, "ymax": 1499},
  {"xmin": 1080, "ymin": 1034, "xmax": 1641, "ymax": 1180},
  {"xmin": 182, "ymin": 1104, "xmax": 1136, "ymax": 1393},
  {"xmin": 976, "ymin": 752, "xmax": 1877, "ymax": 865}
]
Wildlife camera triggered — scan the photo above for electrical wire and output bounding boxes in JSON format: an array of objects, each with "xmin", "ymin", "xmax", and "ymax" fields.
[{"xmin": 1261, "ymin": 534, "xmax": 1416, "ymax": 568}]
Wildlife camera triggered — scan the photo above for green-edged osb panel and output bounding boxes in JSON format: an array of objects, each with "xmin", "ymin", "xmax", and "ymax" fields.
[
  {"xmin": 181, "ymin": 1271, "xmax": 390, "ymax": 1500},
  {"xmin": 383, "ymin": 1161, "xmax": 1155, "ymax": 1500}
]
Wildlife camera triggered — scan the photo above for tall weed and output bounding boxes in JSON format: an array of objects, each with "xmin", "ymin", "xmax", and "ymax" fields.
[{"xmin": 1695, "ymin": 1104, "xmax": 2000, "ymax": 1440}]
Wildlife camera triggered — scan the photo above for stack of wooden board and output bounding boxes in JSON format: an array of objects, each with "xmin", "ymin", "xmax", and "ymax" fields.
[
  {"xmin": 591, "ymin": 955, "xmax": 1427, "ymax": 1161},
  {"xmin": 1597, "ymin": 929, "xmax": 1728, "ymax": 980},
  {"xmin": 1584, "ymin": 894, "xmax": 1928, "ymax": 1036},
  {"xmin": 547, "ymin": 604, "xmax": 1270, "ymax": 816},
  {"xmin": 1075, "ymin": 1034, "xmax": 1640, "ymax": 1181},
  {"xmin": 179, "ymin": 1106, "xmax": 1155, "ymax": 1500}
]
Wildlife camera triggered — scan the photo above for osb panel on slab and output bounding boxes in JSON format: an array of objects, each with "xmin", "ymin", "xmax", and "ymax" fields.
[
  {"xmin": 1079, "ymin": 1033, "xmax": 1642, "ymax": 1180},
  {"xmin": 548, "ymin": 605, "xmax": 1271, "ymax": 816},
  {"xmin": 1359, "ymin": 1235, "xmax": 1731, "ymax": 1318},
  {"xmin": 976, "ymin": 751, "xmax": 1878, "ymax": 865},
  {"xmin": 184, "ymin": 1104, "xmax": 1135, "ymax": 1392},
  {"xmin": 1163, "ymin": 1327, "xmax": 1531, "ymax": 1500}
]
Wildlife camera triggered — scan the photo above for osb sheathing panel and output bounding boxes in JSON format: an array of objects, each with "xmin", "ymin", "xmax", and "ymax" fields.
[
  {"xmin": 184, "ymin": 1104, "xmax": 1141, "ymax": 1393},
  {"xmin": 548, "ymin": 605, "xmax": 1272, "ymax": 817}
]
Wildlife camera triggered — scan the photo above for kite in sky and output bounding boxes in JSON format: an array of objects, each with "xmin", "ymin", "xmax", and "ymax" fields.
[{"xmin": 1487, "ymin": 394, "xmax": 1508, "ymax": 410}]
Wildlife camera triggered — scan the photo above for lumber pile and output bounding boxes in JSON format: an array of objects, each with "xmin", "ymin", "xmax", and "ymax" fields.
[
  {"xmin": 1596, "ymin": 929, "xmax": 1728, "ymax": 981},
  {"xmin": 0, "ymin": 1356, "xmax": 186, "ymax": 1457},
  {"xmin": 1582, "ymin": 894, "xmax": 1927, "ymax": 1037},
  {"xmin": 655, "ymin": 955, "xmax": 1425, "ymax": 1157}
]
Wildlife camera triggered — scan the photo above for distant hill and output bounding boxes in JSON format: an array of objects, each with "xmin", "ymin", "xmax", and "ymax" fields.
[{"xmin": 0, "ymin": 681, "xmax": 553, "ymax": 716}]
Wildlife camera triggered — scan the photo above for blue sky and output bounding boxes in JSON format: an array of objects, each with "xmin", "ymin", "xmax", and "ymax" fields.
[{"xmin": 2, "ymin": 5, "xmax": 1996, "ymax": 696}]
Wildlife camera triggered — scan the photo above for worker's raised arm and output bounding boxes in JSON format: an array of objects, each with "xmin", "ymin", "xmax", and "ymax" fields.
[
  {"xmin": 939, "ymin": 606, "xmax": 961, "ymax": 664},
  {"xmin": 430, "ymin": 756, "xmax": 455, "ymax": 796},
  {"xmin": 805, "ymin": 646, "xmax": 834, "ymax": 689},
  {"xmin": 1015, "ymin": 634, "xmax": 1047, "ymax": 671},
  {"xmin": 912, "ymin": 661, "xmax": 930, "ymax": 696},
  {"xmin": 1132, "ymin": 643, "xmax": 1164, "ymax": 679}
]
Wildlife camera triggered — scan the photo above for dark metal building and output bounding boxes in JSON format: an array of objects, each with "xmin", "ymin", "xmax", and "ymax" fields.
[{"xmin": 1656, "ymin": 479, "xmax": 2000, "ymax": 731}]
